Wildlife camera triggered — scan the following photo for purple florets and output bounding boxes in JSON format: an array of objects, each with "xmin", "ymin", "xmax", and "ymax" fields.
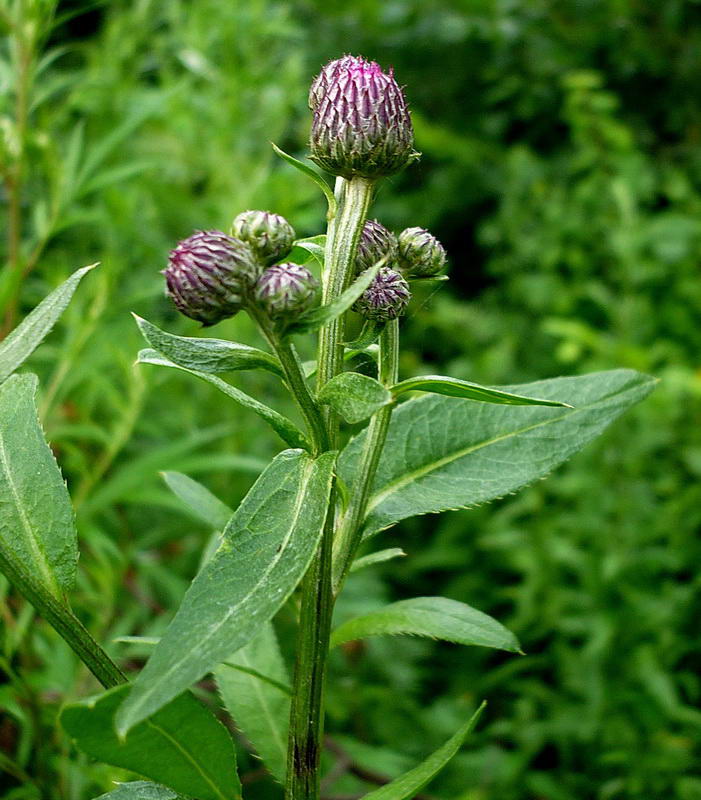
[
  {"xmin": 255, "ymin": 262, "xmax": 319, "ymax": 320},
  {"xmin": 354, "ymin": 267, "xmax": 411, "ymax": 321},
  {"xmin": 163, "ymin": 230, "xmax": 261, "ymax": 326},
  {"xmin": 309, "ymin": 55, "xmax": 416, "ymax": 179}
]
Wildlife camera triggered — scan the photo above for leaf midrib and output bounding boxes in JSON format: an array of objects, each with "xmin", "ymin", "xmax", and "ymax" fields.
[{"xmin": 122, "ymin": 456, "xmax": 315, "ymax": 728}]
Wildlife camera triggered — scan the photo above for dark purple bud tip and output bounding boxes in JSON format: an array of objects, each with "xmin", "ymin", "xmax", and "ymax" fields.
[
  {"xmin": 355, "ymin": 219, "xmax": 399, "ymax": 275},
  {"xmin": 309, "ymin": 55, "xmax": 417, "ymax": 179},
  {"xmin": 398, "ymin": 226, "xmax": 447, "ymax": 277},
  {"xmin": 231, "ymin": 210, "xmax": 296, "ymax": 267},
  {"xmin": 254, "ymin": 262, "xmax": 320, "ymax": 320},
  {"xmin": 354, "ymin": 267, "xmax": 411, "ymax": 321},
  {"xmin": 163, "ymin": 230, "xmax": 261, "ymax": 326}
]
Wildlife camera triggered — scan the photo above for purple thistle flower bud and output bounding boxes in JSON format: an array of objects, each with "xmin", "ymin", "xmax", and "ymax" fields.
[
  {"xmin": 163, "ymin": 230, "xmax": 261, "ymax": 326},
  {"xmin": 354, "ymin": 267, "xmax": 411, "ymax": 322},
  {"xmin": 398, "ymin": 226, "xmax": 447, "ymax": 277},
  {"xmin": 255, "ymin": 262, "xmax": 319, "ymax": 320},
  {"xmin": 231, "ymin": 210, "xmax": 296, "ymax": 267},
  {"xmin": 309, "ymin": 55, "xmax": 416, "ymax": 179},
  {"xmin": 355, "ymin": 219, "xmax": 398, "ymax": 275}
]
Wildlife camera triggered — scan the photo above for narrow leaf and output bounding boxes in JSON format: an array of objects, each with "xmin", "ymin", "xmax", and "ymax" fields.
[
  {"xmin": 215, "ymin": 622, "xmax": 290, "ymax": 782},
  {"xmin": 116, "ymin": 450, "xmax": 335, "ymax": 734},
  {"xmin": 392, "ymin": 375, "xmax": 572, "ymax": 407},
  {"xmin": 330, "ymin": 597, "xmax": 520, "ymax": 652},
  {"xmin": 286, "ymin": 235, "xmax": 326, "ymax": 268},
  {"xmin": 318, "ymin": 372, "xmax": 393, "ymax": 424},
  {"xmin": 344, "ymin": 320, "xmax": 384, "ymax": 351},
  {"xmin": 339, "ymin": 370, "xmax": 656, "ymax": 538},
  {"xmin": 161, "ymin": 472, "xmax": 233, "ymax": 530},
  {"xmin": 272, "ymin": 143, "xmax": 336, "ymax": 215},
  {"xmin": 360, "ymin": 703, "xmax": 486, "ymax": 800},
  {"xmin": 287, "ymin": 262, "xmax": 382, "ymax": 335},
  {"xmin": 351, "ymin": 548, "xmax": 406, "ymax": 573},
  {"xmin": 133, "ymin": 315, "xmax": 283, "ymax": 378},
  {"xmin": 0, "ymin": 264, "xmax": 96, "ymax": 384},
  {"xmin": 0, "ymin": 374, "xmax": 77, "ymax": 598},
  {"xmin": 61, "ymin": 686, "xmax": 241, "ymax": 800},
  {"xmin": 137, "ymin": 349, "xmax": 309, "ymax": 451},
  {"xmin": 94, "ymin": 781, "xmax": 182, "ymax": 800}
]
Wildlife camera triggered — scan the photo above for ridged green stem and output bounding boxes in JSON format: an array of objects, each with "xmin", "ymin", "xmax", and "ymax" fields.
[
  {"xmin": 331, "ymin": 318, "xmax": 399, "ymax": 593},
  {"xmin": 285, "ymin": 175, "xmax": 374, "ymax": 800},
  {"xmin": 0, "ymin": 551, "xmax": 125, "ymax": 689}
]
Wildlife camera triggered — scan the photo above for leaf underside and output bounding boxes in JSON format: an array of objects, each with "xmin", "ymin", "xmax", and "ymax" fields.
[
  {"xmin": 116, "ymin": 449, "xmax": 335, "ymax": 734},
  {"xmin": 338, "ymin": 369, "xmax": 656, "ymax": 538},
  {"xmin": 94, "ymin": 781, "xmax": 182, "ymax": 800}
]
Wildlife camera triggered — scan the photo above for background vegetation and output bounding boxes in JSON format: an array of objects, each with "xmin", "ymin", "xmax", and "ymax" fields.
[{"xmin": 1, "ymin": 1, "xmax": 700, "ymax": 798}]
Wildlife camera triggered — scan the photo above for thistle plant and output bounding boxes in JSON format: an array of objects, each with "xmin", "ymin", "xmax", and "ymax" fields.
[{"xmin": 0, "ymin": 55, "xmax": 656, "ymax": 800}]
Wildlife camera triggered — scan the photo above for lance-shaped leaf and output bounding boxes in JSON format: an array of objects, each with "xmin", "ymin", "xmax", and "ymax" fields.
[
  {"xmin": 339, "ymin": 369, "xmax": 656, "ymax": 538},
  {"xmin": 133, "ymin": 315, "xmax": 283, "ymax": 378},
  {"xmin": 61, "ymin": 686, "xmax": 241, "ymax": 800},
  {"xmin": 359, "ymin": 703, "xmax": 485, "ymax": 800},
  {"xmin": 215, "ymin": 622, "xmax": 290, "ymax": 782},
  {"xmin": 391, "ymin": 375, "xmax": 572, "ymax": 407},
  {"xmin": 350, "ymin": 548, "xmax": 406, "ymax": 573},
  {"xmin": 286, "ymin": 262, "xmax": 382, "ymax": 335},
  {"xmin": 95, "ymin": 782, "xmax": 182, "ymax": 800},
  {"xmin": 0, "ymin": 374, "xmax": 77, "ymax": 599},
  {"xmin": 330, "ymin": 596, "xmax": 520, "ymax": 652},
  {"xmin": 161, "ymin": 471, "xmax": 233, "ymax": 530},
  {"xmin": 116, "ymin": 449, "xmax": 335, "ymax": 735},
  {"xmin": 286, "ymin": 235, "xmax": 326, "ymax": 268},
  {"xmin": 0, "ymin": 263, "xmax": 96, "ymax": 384},
  {"xmin": 137, "ymin": 349, "xmax": 309, "ymax": 451},
  {"xmin": 272, "ymin": 143, "xmax": 336, "ymax": 215},
  {"xmin": 318, "ymin": 372, "xmax": 393, "ymax": 424}
]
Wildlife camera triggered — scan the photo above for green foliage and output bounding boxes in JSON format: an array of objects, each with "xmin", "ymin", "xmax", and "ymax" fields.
[
  {"xmin": 116, "ymin": 450, "xmax": 335, "ymax": 734},
  {"xmin": 330, "ymin": 597, "xmax": 521, "ymax": 653},
  {"xmin": 318, "ymin": 372, "xmax": 392, "ymax": 423},
  {"xmin": 340, "ymin": 370, "xmax": 655, "ymax": 538},
  {"xmin": 94, "ymin": 783, "xmax": 182, "ymax": 800},
  {"xmin": 61, "ymin": 687, "xmax": 241, "ymax": 800},
  {"xmin": 0, "ymin": 373, "xmax": 77, "ymax": 598}
]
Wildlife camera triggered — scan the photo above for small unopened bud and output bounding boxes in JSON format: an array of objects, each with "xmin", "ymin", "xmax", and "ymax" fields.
[
  {"xmin": 355, "ymin": 219, "xmax": 398, "ymax": 275},
  {"xmin": 255, "ymin": 262, "xmax": 319, "ymax": 320},
  {"xmin": 163, "ymin": 231, "xmax": 261, "ymax": 326},
  {"xmin": 309, "ymin": 55, "xmax": 415, "ymax": 179},
  {"xmin": 231, "ymin": 210, "xmax": 295, "ymax": 266},
  {"xmin": 398, "ymin": 227, "xmax": 447, "ymax": 277},
  {"xmin": 354, "ymin": 267, "xmax": 411, "ymax": 321}
]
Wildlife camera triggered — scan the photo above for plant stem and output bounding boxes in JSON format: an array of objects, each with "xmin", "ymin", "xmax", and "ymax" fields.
[
  {"xmin": 0, "ymin": 551, "xmax": 125, "ymax": 689},
  {"xmin": 286, "ymin": 175, "xmax": 374, "ymax": 800},
  {"xmin": 249, "ymin": 306, "xmax": 329, "ymax": 455},
  {"xmin": 331, "ymin": 318, "xmax": 399, "ymax": 592}
]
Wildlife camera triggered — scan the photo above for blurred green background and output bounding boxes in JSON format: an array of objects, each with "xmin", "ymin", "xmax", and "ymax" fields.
[{"xmin": 2, "ymin": 1, "xmax": 701, "ymax": 798}]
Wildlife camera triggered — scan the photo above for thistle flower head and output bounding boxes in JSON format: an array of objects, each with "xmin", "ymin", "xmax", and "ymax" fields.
[
  {"xmin": 163, "ymin": 230, "xmax": 261, "ymax": 326},
  {"xmin": 309, "ymin": 55, "xmax": 416, "ymax": 179},
  {"xmin": 231, "ymin": 210, "xmax": 295, "ymax": 267},
  {"xmin": 255, "ymin": 262, "xmax": 319, "ymax": 320},
  {"xmin": 354, "ymin": 267, "xmax": 411, "ymax": 321},
  {"xmin": 398, "ymin": 226, "xmax": 447, "ymax": 277},
  {"xmin": 355, "ymin": 219, "xmax": 398, "ymax": 275}
]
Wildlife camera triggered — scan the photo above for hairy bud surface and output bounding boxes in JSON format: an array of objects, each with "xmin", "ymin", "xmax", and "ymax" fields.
[
  {"xmin": 398, "ymin": 226, "xmax": 447, "ymax": 277},
  {"xmin": 231, "ymin": 210, "xmax": 295, "ymax": 267},
  {"xmin": 255, "ymin": 262, "xmax": 319, "ymax": 320},
  {"xmin": 310, "ymin": 55, "xmax": 415, "ymax": 179},
  {"xmin": 355, "ymin": 219, "xmax": 398, "ymax": 275},
  {"xmin": 354, "ymin": 267, "xmax": 411, "ymax": 321},
  {"xmin": 164, "ymin": 231, "xmax": 261, "ymax": 326}
]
